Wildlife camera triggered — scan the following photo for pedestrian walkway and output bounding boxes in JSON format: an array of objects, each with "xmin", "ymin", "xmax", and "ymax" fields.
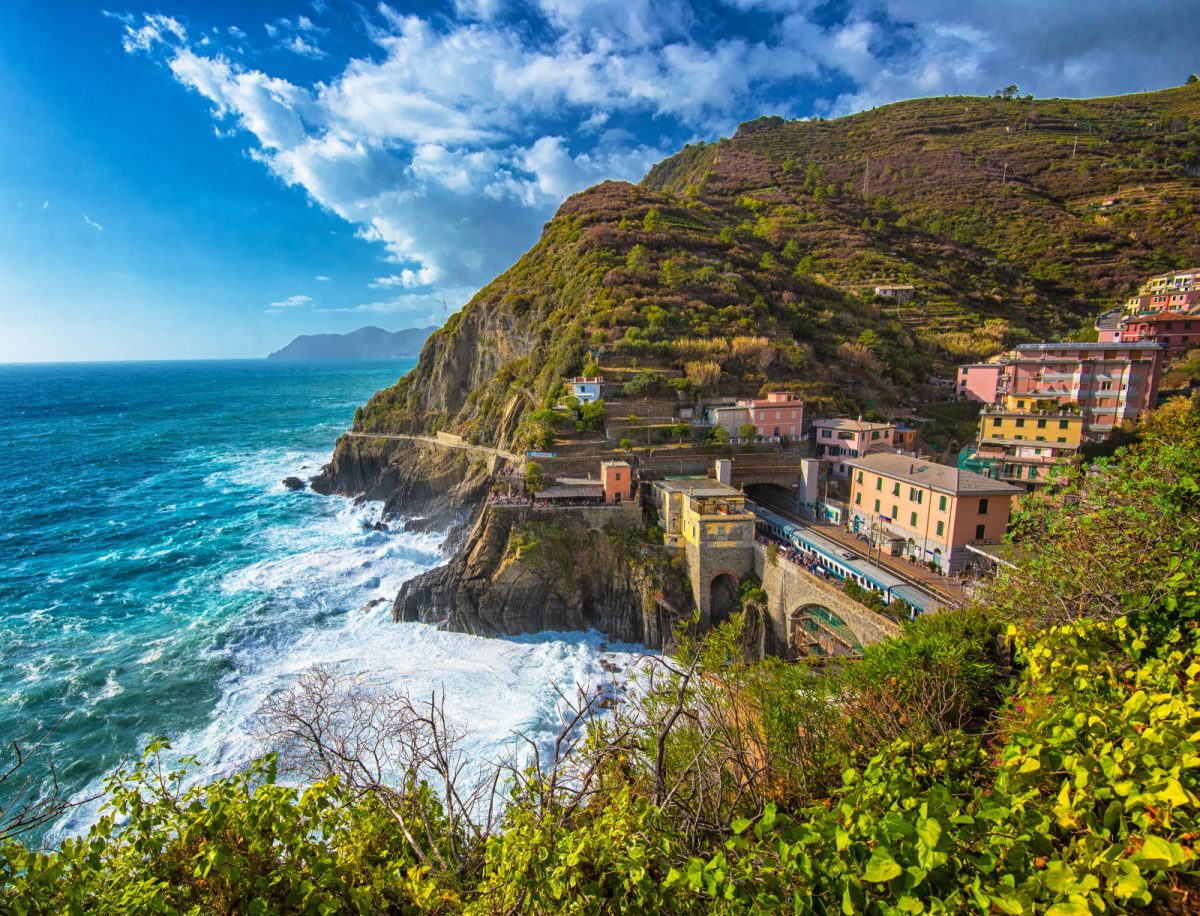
[{"xmin": 343, "ymin": 430, "xmax": 522, "ymax": 464}]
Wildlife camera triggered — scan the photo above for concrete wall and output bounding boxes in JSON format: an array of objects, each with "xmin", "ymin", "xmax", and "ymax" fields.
[{"xmin": 488, "ymin": 501, "xmax": 644, "ymax": 531}]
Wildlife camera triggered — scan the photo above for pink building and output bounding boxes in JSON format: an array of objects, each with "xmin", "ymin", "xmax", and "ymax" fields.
[
  {"xmin": 1003, "ymin": 343, "xmax": 1163, "ymax": 437},
  {"xmin": 742, "ymin": 392, "xmax": 805, "ymax": 439},
  {"xmin": 956, "ymin": 362, "xmax": 1005, "ymax": 403},
  {"xmin": 812, "ymin": 418, "xmax": 895, "ymax": 476}
]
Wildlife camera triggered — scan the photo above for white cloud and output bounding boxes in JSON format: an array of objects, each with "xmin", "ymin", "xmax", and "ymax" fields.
[
  {"xmin": 315, "ymin": 274, "xmax": 331, "ymax": 281},
  {"xmin": 82, "ymin": 214, "xmax": 103, "ymax": 231},
  {"xmin": 42, "ymin": 201, "xmax": 49, "ymax": 209},
  {"xmin": 117, "ymin": 1, "xmax": 1199, "ymax": 314},
  {"xmin": 228, "ymin": 26, "xmax": 247, "ymax": 39},
  {"xmin": 269, "ymin": 294, "xmax": 313, "ymax": 308}
]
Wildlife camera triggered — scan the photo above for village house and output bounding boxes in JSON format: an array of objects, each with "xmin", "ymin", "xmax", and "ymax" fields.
[
  {"xmin": 566, "ymin": 376, "xmax": 603, "ymax": 404},
  {"xmin": 873, "ymin": 284, "xmax": 916, "ymax": 303},
  {"xmin": 812, "ymin": 417, "xmax": 895, "ymax": 477},
  {"xmin": 955, "ymin": 361, "xmax": 1006, "ymax": 403},
  {"xmin": 743, "ymin": 392, "xmax": 805, "ymax": 439},
  {"xmin": 704, "ymin": 392, "xmax": 805, "ymax": 440},
  {"xmin": 846, "ymin": 452, "xmax": 1021, "ymax": 575}
]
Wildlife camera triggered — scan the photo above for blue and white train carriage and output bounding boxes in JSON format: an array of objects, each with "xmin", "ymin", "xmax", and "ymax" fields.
[{"xmin": 751, "ymin": 505, "xmax": 935, "ymax": 615}]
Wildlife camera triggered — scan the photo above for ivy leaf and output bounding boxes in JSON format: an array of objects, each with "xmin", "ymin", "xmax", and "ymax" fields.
[
  {"xmin": 1135, "ymin": 835, "xmax": 1185, "ymax": 869},
  {"xmin": 864, "ymin": 849, "xmax": 903, "ymax": 883}
]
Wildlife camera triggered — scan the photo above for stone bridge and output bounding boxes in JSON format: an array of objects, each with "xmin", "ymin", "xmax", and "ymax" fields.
[{"xmin": 754, "ymin": 542, "xmax": 901, "ymax": 658}]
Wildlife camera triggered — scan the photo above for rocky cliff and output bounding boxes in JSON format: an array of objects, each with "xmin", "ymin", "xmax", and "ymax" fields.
[
  {"xmin": 393, "ymin": 506, "xmax": 688, "ymax": 647},
  {"xmin": 310, "ymin": 436, "xmax": 492, "ymax": 536}
]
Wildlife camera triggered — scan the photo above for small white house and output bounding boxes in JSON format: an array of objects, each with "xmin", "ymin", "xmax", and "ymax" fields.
[{"xmin": 568, "ymin": 376, "xmax": 603, "ymax": 404}]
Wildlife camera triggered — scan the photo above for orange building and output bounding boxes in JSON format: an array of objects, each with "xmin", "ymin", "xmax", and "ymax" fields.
[
  {"xmin": 601, "ymin": 460, "xmax": 633, "ymax": 504},
  {"xmin": 847, "ymin": 452, "xmax": 1020, "ymax": 575}
]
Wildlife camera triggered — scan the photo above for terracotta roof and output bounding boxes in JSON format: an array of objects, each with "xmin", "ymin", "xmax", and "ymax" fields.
[{"xmin": 846, "ymin": 452, "xmax": 1022, "ymax": 496}]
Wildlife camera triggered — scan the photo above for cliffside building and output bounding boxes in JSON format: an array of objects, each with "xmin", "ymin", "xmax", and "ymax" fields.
[
  {"xmin": 704, "ymin": 392, "xmax": 806, "ymax": 440},
  {"xmin": 846, "ymin": 452, "xmax": 1021, "ymax": 575},
  {"xmin": 649, "ymin": 477, "xmax": 756, "ymax": 627},
  {"xmin": 567, "ymin": 376, "xmax": 604, "ymax": 404}
]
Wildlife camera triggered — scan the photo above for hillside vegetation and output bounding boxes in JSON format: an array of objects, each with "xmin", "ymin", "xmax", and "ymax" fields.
[
  {"xmin": 5, "ymin": 394, "xmax": 1200, "ymax": 912},
  {"xmin": 354, "ymin": 84, "xmax": 1200, "ymax": 447}
]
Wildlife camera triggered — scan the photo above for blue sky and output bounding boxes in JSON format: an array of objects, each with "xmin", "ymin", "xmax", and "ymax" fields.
[{"xmin": 1, "ymin": 0, "xmax": 1195, "ymax": 362}]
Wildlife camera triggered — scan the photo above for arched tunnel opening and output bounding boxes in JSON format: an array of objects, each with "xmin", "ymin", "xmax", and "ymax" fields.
[
  {"xmin": 709, "ymin": 572, "xmax": 739, "ymax": 626},
  {"xmin": 743, "ymin": 483, "xmax": 796, "ymax": 511}
]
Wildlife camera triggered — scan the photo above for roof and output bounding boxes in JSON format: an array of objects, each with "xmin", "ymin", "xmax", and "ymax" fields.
[
  {"xmin": 1094, "ymin": 308, "xmax": 1125, "ymax": 330},
  {"xmin": 652, "ymin": 477, "xmax": 743, "ymax": 498},
  {"xmin": 812, "ymin": 417, "xmax": 894, "ymax": 432},
  {"xmin": 535, "ymin": 484, "xmax": 604, "ymax": 499},
  {"xmin": 846, "ymin": 452, "xmax": 1022, "ymax": 496},
  {"xmin": 1127, "ymin": 312, "xmax": 1200, "ymax": 324},
  {"xmin": 1014, "ymin": 342, "xmax": 1162, "ymax": 352}
]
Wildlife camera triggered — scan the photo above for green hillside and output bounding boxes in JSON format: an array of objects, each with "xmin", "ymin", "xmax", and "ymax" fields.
[{"xmin": 356, "ymin": 84, "xmax": 1200, "ymax": 446}]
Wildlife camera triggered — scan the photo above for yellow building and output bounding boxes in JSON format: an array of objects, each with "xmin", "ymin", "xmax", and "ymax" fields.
[
  {"xmin": 651, "ymin": 478, "xmax": 755, "ymax": 549},
  {"xmin": 649, "ymin": 477, "xmax": 757, "ymax": 626},
  {"xmin": 978, "ymin": 395, "xmax": 1084, "ymax": 447},
  {"xmin": 847, "ymin": 452, "xmax": 1020, "ymax": 575}
]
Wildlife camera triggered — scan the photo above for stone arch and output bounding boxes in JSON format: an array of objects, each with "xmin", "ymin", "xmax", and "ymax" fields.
[
  {"xmin": 708, "ymin": 571, "xmax": 740, "ymax": 626},
  {"xmin": 789, "ymin": 603, "xmax": 864, "ymax": 658}
]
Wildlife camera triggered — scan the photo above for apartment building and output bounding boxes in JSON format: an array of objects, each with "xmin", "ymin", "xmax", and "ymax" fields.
[{"xmin": 847, "ymin": 452, "xmax": 1021, "ymax": 575}]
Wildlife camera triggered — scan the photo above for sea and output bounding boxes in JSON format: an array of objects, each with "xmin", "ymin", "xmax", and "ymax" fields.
[{"xmin": 0, "ymin": 359, "xmax": 639, "ymax": 845}]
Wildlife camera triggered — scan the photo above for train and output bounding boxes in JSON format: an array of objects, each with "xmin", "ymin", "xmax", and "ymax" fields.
[{"xmin": 750, "ymin": 504, "xmax": 936, "ymax": 615}]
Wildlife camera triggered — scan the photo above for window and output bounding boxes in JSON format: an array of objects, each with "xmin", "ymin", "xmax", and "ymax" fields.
[
  {"xmin": 875, "ymin": 478, "xmax": 882, "ymax": 491},
  {"xmin": 975, "ymin": 523, "xmax": 986, "ymax": 540},
  {"xmin": 891, "ymin": 504, "xmax": 898, "ymax": 519},
  {"xmin": 936, "ymin": 520, "xmax": 944, "ymax": 536},
  {"xmin": 856, "ymin": 471, "xmax": 863, "ymax": 484},
  {"xmin": 855, "ymin": 493, "xmax": 861, "ymax": 506},
  {"xmin": 1059, "ymin": 420, "xmax": 1069, "ymax": 429},
  {"xmin": 938, "ymin": 495, "xmax": 947, "ymax": 512},
  {"xmin": 874, "ymin": 499, "xmax": 880, "ymax": 512},
  {"xmin": 1058, "ymin": 437, "xmax": 1067, "ymax": 443},
  {"xmin": 1015, "ymin": 418, "xmax": 1025, "ymax": 428},
  {"xmin": 1036, "ymin": 419, "xmax": 1046, "ymax": 429},
  {"xmin": 979, "ymin": 498, "xmax": 989, "ymax": 514},
  {"xmin": 992, "ymin": 418, "xmax": 1001, "ymax": 427},
  {"xmin": 910, "ymin": 511, "xmax": 918, "ymax": 527},
  {"xmin": 892, "ymin": 482, "xmax": 900, "ymax": 496}
]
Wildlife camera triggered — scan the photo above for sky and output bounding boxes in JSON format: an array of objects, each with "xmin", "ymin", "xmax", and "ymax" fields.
[{"xmin": 1, "ymin": 0, "xmax": 1196, "ymax": 362}]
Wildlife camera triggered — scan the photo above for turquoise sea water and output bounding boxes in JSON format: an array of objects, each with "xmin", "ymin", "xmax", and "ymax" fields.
[{"xmin": 0, "ymin": 360, "xmax": 634, "ymax": 844}]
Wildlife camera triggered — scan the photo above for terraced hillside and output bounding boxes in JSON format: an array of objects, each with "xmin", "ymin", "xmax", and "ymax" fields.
[{"xmin": 349, "ymin": 84, "xmax": 1200, "ymax": 450}]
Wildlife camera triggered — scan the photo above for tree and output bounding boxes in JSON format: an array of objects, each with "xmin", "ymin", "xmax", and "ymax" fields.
[
  {"xmin": 685, "ymin": 360, "xmax": 722, "ymax": 391},
  {"xmin": 1187, "ymin": 74, "xmax": 1198, "ymax": 84},
  {"xmin": 579, "ymin": 399, "xmax": 606, "ymax": 432},
  {"xmin": 618, "ymin": 437, "xmax": 633, "ymax": 450},
  {"xmin": 626, "ymin": 243, "xmax": 651, "ymax": 270},
  {"xmin": 707, "ymin": 426, "xmax": 729, "ymax": 445},
  {"xmin": 524, "ymin": 461, "xmax": 548, "ymax": 493},
  {"xmin": 738, "ymin": 423, "xmax": 758, "ymax": 441},
  {"xmin": 669, "ymin": 422, "xmax": 691, "ymax": 443},
  {"xmin": 642, "ymin": 208, "xmax": 664, "ymax": 232},
  {"xmin": 995, "ymin": 83, "xmax": 1020, "ymax": 100}
]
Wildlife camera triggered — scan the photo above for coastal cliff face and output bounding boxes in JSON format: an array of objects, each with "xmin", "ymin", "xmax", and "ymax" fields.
[
  {"xmin": 310, "ymin": 437, "xmax": 491, "ymax": 534},
  {"xmin": 393, "ymin": 506, "xmax": 687, "ymax": 647}
]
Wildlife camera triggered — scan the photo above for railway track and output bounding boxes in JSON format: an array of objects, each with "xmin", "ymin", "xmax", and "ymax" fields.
[{"xmin": 748, "ymin": 495, "xmax": 966, "ymax": 610}]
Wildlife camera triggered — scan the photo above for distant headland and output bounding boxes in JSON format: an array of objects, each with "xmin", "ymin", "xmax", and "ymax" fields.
[{"xmin": 267, "ymin": 325, "xmax": 436, "ymax": 361}]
